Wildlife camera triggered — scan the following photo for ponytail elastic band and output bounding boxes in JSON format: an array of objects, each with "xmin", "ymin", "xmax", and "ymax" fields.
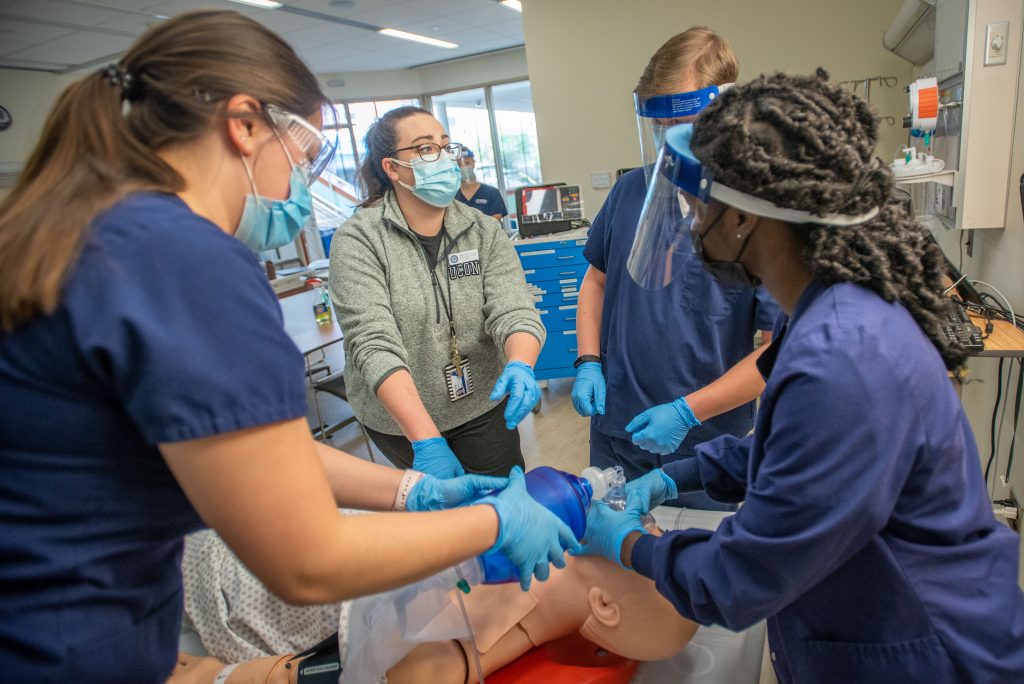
[{"xmin": 102, "ymin": 63, "xmax": 134, "ymax": 98}]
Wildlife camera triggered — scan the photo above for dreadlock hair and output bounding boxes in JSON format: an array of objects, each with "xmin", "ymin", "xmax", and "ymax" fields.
[{"xmin": 690, "ymin": 68, "xmax": 967, "ymax": 371}]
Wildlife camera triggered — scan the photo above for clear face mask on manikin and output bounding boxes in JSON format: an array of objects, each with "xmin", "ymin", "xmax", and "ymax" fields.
[
  {"xmin": 626, "ymin": 122, "xmax": 882, "ymax": 290},
  {"xmin": 390, "ymin": 144, "xmax": 464, "ymax": 208}
]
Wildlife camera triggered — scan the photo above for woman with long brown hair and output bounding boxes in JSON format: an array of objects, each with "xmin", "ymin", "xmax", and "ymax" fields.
[{"xmin": 0, "ymin": 11, "xmax": 577, "ymax": 681}]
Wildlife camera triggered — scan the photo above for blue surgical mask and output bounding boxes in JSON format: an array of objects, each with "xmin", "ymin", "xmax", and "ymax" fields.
[
  {"xmin": 234, "ymin": 164, "xmax": 313, "ymax": 252},
  {"xmin": 393, "ymin": 154, "xmax": 462, "ymax": 207}
]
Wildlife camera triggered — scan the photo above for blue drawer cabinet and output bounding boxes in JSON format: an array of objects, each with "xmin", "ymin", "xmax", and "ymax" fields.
[{"xmin": 513, "ymin": 230, "xmax": 589, "ymax": 381}]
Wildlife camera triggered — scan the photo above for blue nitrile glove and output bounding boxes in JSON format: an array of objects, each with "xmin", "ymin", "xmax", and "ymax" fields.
[
  {"xmin": 625, "ymin": 396, "xmax": 701, "ymax": 456},
  {"xmin": 574, "ymin": 499, "xmax": 646, "ymax": 569},
  {"xmin": 571, "ymin": 361, "xmax": 606, "ymax": 417},
  {"xmin": 412, "ymin": 437, "xmax": 465, "ymax": 479},
  {"xmin": 490, "ymin": 361, "xmax": 541, "ymax": 430},
  {"xmin": 477, "ymin": 466, "xmax": 582, "ymax": 591},
  {"xmin": 407, "ymin": 473, "xmax": 509, "ymax": 512},
  {"xmin": 625, "ymin": 468, "xmax": 679, "ymax": 514}
]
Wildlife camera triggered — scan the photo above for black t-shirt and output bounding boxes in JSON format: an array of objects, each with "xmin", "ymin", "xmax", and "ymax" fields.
[{"xmin": 416, "ymin": 230, "xmax": 446, "ymax": 265}]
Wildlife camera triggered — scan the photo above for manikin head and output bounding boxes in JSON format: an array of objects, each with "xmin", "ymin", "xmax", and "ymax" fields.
[{"xmin": 571, "ymin": 554, "xmax": 697, "ymax": 660}]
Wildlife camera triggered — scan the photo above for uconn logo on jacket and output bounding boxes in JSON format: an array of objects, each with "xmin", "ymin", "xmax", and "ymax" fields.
[{"xmin": 448, "ymin": 249, "xmax": 481, "ymax": 279}]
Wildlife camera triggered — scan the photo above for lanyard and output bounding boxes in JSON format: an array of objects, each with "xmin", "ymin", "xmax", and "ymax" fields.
[{"xmin": 428, "ymin": 233, "xmax": 464, "ymax": 378}]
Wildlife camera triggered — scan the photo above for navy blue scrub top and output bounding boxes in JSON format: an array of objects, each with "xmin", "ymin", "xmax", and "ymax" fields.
[
  {"xmin": 633, "ymin": 281, "xmax": 1024, "ymax": 682},
  {"xmin": 0, "ymin": 193, "xmax": 307, "ymax": 682},
  {"xmin": 456, "ymin": 183, "xmax": 508, "ymax": 218},
  {"xmin": 583, "ymin": 168, "xmax": 780, "ymax": 452}
]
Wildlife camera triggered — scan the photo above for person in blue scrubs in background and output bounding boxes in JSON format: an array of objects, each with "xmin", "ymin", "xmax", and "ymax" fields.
[
  {"xmin": 0, "ymin": 11, "xmax": 577, "ymax": 682},
  {"xmin": 456, "ymin": 147, "xmax": 509, "ymax": 220},
  {"xmin": 573, "ymin": 27, "xmax": 780, "ymax": 507},
  {"xmin": 581, "ymin": 70, "xmax": 1024, "ymax": 682}
]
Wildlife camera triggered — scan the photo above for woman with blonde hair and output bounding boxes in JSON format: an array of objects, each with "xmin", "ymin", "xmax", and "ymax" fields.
[{"xmin": 572, "ymin": 27, "xmax": 780, "ymax": 508}]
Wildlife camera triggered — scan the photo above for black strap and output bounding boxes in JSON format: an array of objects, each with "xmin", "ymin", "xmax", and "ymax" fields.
[
  {"xmin": 288, "ymin": 631, "xmax": 342, "ymax": 683},
  {"xmin": 428, "ymin": 232, "xmax": 456, "ymax": 331}
]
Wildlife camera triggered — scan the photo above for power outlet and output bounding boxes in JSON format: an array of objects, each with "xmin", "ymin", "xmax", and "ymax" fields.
[{"xmin": 984, "ymin": 21, "xmax": 1010, "ymax": 67}]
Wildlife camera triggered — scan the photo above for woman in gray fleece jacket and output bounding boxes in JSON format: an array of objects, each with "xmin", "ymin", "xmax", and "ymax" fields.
[{"xmin": 329, "ymin": 107, "xmax": 546, "ymax": 477}]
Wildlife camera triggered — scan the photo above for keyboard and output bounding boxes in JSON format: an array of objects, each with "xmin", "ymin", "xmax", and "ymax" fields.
[{"xmin": 942, "ymin": 303, "xmax": 985, "ymax": 353}]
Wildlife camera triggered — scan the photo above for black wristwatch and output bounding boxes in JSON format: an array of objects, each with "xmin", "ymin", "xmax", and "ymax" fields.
[{"xmin": 574, "ymin": 354, "xmax": 601, "ymax": 368}]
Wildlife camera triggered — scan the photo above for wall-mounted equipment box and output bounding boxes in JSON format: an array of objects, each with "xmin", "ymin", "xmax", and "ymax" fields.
[{"xmin": 922, "ymin": 0, "xmax": 1022, "ymax": 230}]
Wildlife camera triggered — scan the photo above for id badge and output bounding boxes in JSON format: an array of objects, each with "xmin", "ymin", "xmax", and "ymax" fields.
[{"xmin": 444, "ymin": 358, "xmax": 473, "ymax": 402}]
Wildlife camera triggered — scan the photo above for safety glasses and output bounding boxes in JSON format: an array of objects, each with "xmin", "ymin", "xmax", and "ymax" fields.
[{"xmin": 263, "ymin": 103, "xmax": 337, "ymax": 183}]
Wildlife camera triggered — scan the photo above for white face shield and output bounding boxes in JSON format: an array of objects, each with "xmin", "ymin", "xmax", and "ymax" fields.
[
  {"xmin": 627, "ymin": 123, "xmax": 882, "ymax": 290},
  {"xmin": 634, "ymin": 84, "xmax": 732, "ymax": 184}
]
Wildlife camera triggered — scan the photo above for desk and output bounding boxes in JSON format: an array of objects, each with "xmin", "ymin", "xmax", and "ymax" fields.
[
  {"xmin": 967, "ymin": 312, "xmax": 1024, "ymax": 357},
  {"xmin": 278, "ymin": 289, "xmax": 343, "ymax": 356}
]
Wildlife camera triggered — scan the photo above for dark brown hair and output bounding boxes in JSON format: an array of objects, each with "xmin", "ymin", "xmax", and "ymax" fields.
[
  {"xmin": 355, "ymin": 105, "xmax": 432, "ymax": 208},
  {"xmin": 0, "ymin": 9, "xmax": 327, "ymax": 331},
  {"xmin": 635, "ymin": 26, "xmax": 739, "ymax": 98},
  {"xmin": 691, "ymin": 69, "xmax": 967, "ymax": 370}
]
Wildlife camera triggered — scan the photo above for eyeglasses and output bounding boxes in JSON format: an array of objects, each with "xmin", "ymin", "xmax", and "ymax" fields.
[
  {"xmin": 390, "ymin": 142, "xmax": 463, "ymax": 163},
  {"xmin": 263, "ymin": 103, "xmax": 337, "ymax": 183}
]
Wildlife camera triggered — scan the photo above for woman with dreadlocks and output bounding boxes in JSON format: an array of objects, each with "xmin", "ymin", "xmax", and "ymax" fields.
[{"xmin": 579, "ymin": 70, "xmax": 1024, "ymax": 682}]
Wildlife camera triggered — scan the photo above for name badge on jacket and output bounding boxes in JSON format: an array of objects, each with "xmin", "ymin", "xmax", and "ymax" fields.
[{"xmin": 448, "ymin": 249, "xmax": 481, "ymax": 280}]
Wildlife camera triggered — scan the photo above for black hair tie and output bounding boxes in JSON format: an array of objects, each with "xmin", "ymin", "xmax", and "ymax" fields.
[{"xmin": 102, "ymin": 63, "xmax": 142, "ymax": 102}]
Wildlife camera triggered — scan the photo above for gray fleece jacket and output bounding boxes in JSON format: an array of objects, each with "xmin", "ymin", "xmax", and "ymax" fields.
[{"xmin": 329, "ymin": 191, "xmax": 545, "ymax": 434}]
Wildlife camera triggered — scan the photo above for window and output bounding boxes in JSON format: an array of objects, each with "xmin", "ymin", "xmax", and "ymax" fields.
[
  {"xmin": 325, "ymin": 104, "xmax": 357, "ymax": 188},
  {"xmin": 492, "ymin": 81, "xmax": 541, "ymax": 192},
  {"xmin": 325, "ymin": 98, "xmax": 421, "ymax": 189},
  {"xmin": 433, "ymin": 88, "xmax": 499, "ymax": 188},
  {"xmin": 431, "ymin": 80, "xmax": 542, "ymax": 214}
]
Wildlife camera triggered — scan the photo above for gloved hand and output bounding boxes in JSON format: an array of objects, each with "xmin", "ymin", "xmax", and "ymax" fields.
[
  {"xmin": 625, "ymin": 468, "xmax": 678, "ymax": 514},
  {"xmin": 575, "ymin": 499, "xmax": 646, "ymax": 569},
  {"xmin": 412, "ymin": 437, "xmax": 465, "ymax": 479},
  {"xmin": 477, "ymin": 466, "xmax": 582, "ymax": 591},
  {"xmin": 625, "ymin": 396, "xmax": 701, "ymax": 455},
  {"xmin": 571, "ymin": 361, "xmax": 606, "ymax": 417},
  {"xmin": 407, "ymin": 473, "xmax": 508, "ymax": 512},
  {"xmin": 490, "ymin": 361, "xmax": 541, "ymax": 430}
]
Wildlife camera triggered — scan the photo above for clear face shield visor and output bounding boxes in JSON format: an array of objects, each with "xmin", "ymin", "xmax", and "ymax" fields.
[
  {"xmin": 264, "ymin": 102, "xmax": 338, "ymax": 184},
  {"xmin": 634, "ymin": 84, "xmax": 730, "ymax": 184},
  {"xmin": 627, "ymin": 122, "xmax": 884, "ymax": 290},
  {"xmin": 627, "ymin": 124, "xmax": 712, "ymax": 289}
]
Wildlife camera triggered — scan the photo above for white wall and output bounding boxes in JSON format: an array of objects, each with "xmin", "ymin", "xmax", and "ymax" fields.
[
  {"xmin": 928, "ymin": 46, "xmax": 1024, "ymax": 518},
  {"xmin": 521, "ymin": 0, "xmax": 916, "ymax": 217},
  {"xmin": 322, "ymin": 47, "xmax": 528, "ymax": 101},
  {"xmin": 0, "ymin": 69, "xmax": 76, "ymax": 165},
  {"xmin": 0, "ymin": 47, "xmax": 530, "ymax": 169}
]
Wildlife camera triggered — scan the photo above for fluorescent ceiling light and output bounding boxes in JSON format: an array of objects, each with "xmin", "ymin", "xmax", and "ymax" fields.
[
  {"xmin": 499, "ymin": 0, "xmax": 523, "ymax": 11},
  {"xmin": 227, "ymin": 0, "xmax": 283, "ymax": 9},
  {"xmin": 378, "ymin": 28, "xmax": 458, "ymax": 48}
]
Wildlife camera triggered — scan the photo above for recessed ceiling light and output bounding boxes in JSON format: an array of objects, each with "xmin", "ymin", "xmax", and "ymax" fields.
[
  {"xmin": 226, "ymin": 0, "xmax": 283, "ymax": 9},
  {"xmin": 499, "ymin": 0, "xmax": 523, "ymax": 12},
  {"xmin": 378, "ymin": 28, "xmax": 457, "ymax": 48}
]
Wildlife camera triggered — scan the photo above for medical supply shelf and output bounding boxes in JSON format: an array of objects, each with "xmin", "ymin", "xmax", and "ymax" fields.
[{"xmin": 513, "ymin": 229, "xmax": 589, "ymax": 381}]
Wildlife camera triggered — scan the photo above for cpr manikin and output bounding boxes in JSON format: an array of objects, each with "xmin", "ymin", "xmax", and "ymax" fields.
[
  {"xmin": 389, "ymin": 551, "xmax": 698, "ymax": 683},
  {"xmin": 170, "ymin": 530, "xmax": 697, "ymax": 683}
]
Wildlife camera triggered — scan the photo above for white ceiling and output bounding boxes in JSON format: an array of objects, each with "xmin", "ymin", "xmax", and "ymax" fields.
[{"xmin": 0, "ymin": 0, "xmax": 525, "ymax": 74}]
